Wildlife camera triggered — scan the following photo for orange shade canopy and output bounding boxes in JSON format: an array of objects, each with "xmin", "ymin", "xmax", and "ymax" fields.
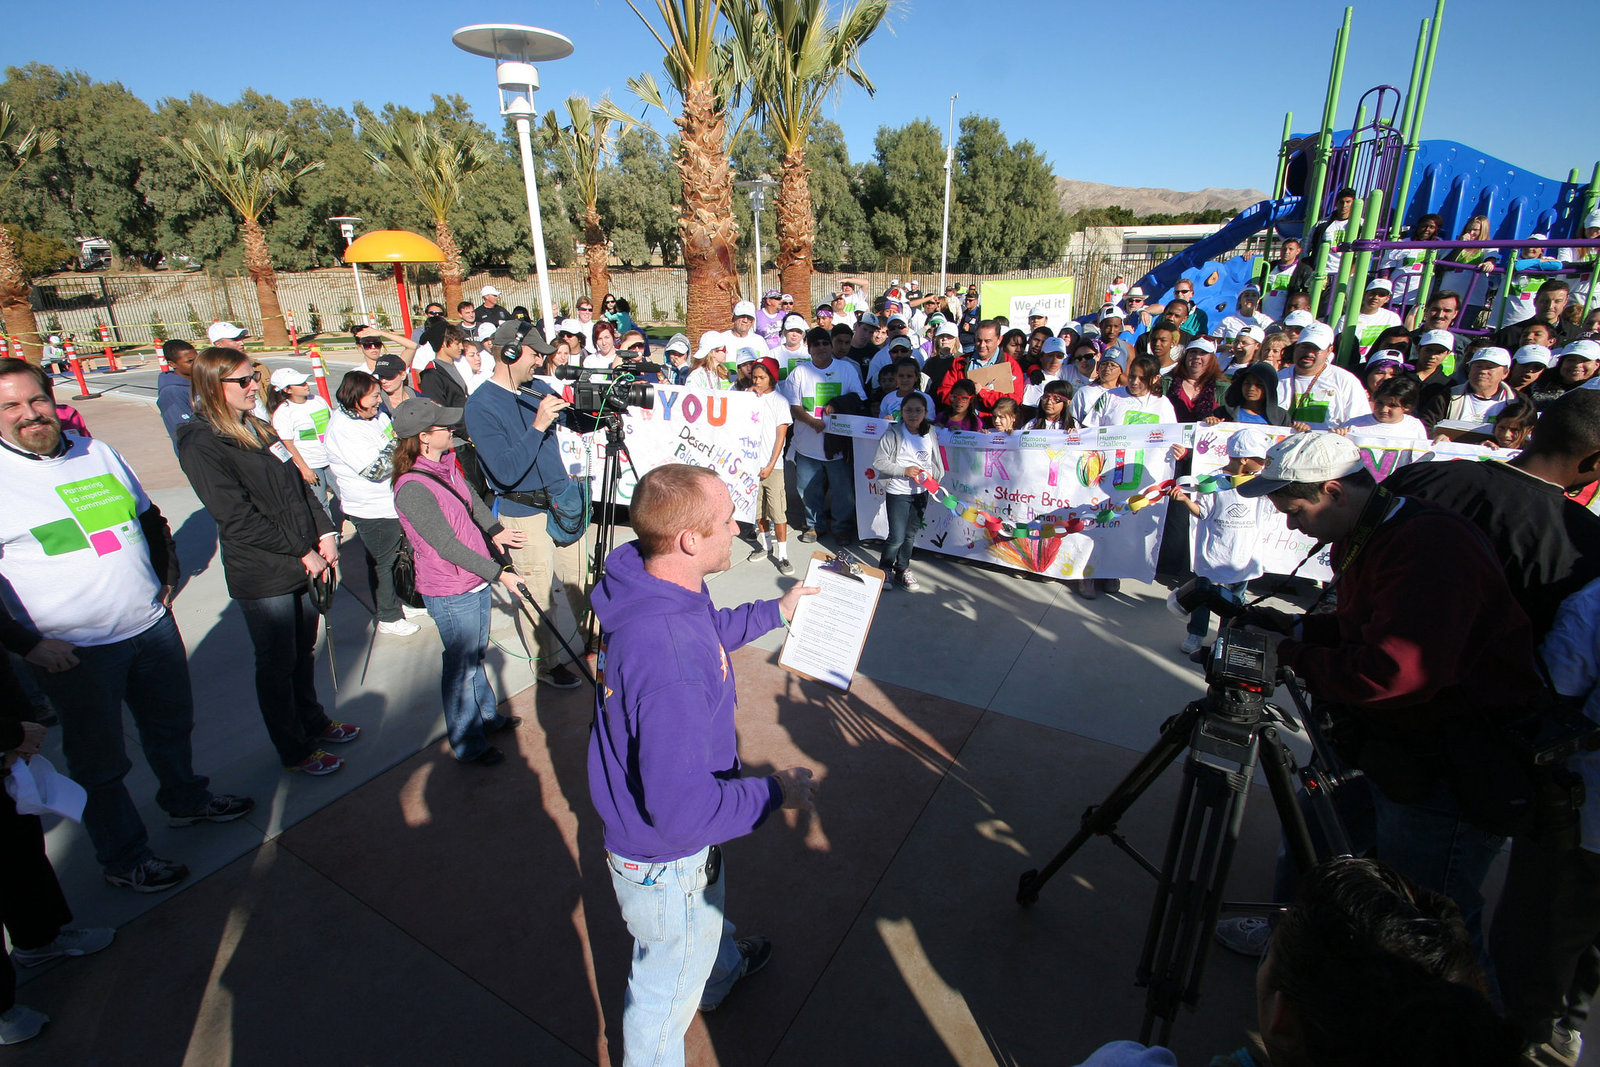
[{"xmin": 342, "ymin": 230, "xmax": 445, "ymax": 264}]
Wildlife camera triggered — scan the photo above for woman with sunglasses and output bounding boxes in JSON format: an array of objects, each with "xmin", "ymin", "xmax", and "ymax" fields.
[{"xmin": 176, "ymin": 348, "xmax": 357, "ymax": 777}]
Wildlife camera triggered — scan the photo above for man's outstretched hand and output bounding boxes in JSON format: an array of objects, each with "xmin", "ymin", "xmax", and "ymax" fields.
[{"xmin": 773, "ymin": 766, "xmax": 819, "ymax": 811}]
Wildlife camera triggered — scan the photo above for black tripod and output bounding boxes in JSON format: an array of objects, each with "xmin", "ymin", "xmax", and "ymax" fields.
[
  {"xmin": 1016, "ymin": 655, "xmax": 1351, "ymax": 1046},
  {"xmin": 583, "ymin": 413, "xmax": 639, "ymax": 649}
]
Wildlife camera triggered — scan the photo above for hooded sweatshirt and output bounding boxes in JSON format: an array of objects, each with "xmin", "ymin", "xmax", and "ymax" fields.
[
  {"xmin": 586, "ymin": 542, "xmax": 785, "ymax": 862},
  {"xmin": 157, "ymin": 369, "xmax": 195, "ymax": 445}
]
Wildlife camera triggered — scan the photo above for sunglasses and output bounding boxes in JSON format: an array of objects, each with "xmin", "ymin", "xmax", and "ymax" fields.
[
  {"xmin": 221, "ymin": 374, "xmax": 255, "ymax": 388},
  {"xmin": 625, "ymin": 343, "xmax": 646, "ymax": 352},
  {"xmin": 577, "ymin": 306, "xmax": 593, "ymax": 312},
  {"xmin": 359, "ymin": 340, "xmax": 383, "ymax": 348}
]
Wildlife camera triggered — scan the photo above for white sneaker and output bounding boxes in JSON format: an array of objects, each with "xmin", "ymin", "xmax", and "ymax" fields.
[
  {"xmin": 1214, "ymin": 915, "xmax": 1273, "ymax": 956},
  {"xmin": 377, "ymin": 618, "xmax": 421, "ymax": 636},
  {"xmin": 0, "ymin": 1005, "xmax": 48, "ymax": 1045},
  {"xmin": 401, "ymin": 603, "xmax": 432, "ymax": 621},
  {"xmin": 1180, "ymin": 633, "xmax": 1203, "ymax": 655}
]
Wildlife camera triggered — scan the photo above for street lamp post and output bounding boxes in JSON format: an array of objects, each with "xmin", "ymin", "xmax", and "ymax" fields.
[
  {"xmin": 452, "ymin": 23, "xmax": 573, "ymax": 339},
  {"xmin": 735, "ymin": 175, "xmax": 776, "ymax": 299},
  {"xmin": 328, "ymin": 216, "xmax": 370, "ymax": 325},
  {"xmin": 939, "ymin": 95, "xmax": 958, "ymax": 297}
]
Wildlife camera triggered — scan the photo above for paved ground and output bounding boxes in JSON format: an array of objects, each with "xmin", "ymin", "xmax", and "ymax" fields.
[{"xmin": 6, "ymin": 369, "xmax": 1450, "ymax": 1065}]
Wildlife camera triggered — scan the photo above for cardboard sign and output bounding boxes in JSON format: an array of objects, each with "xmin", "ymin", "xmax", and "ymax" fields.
[{"xmin": 966, "ymin": 362, "xmax": 1016, "ymax": 395}]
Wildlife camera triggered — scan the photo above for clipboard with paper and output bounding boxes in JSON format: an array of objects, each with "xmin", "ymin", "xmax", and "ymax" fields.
[{"xmin": 779, "ymin": 552, "xmax": 884, "ymax": 690}]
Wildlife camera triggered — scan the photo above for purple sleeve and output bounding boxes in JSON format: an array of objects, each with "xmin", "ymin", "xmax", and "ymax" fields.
[
  {"xmin": 712, "ymin": 597, "xmax": 785, "ymax": 652},
  {"xmin": 635, "ymin": 682, "xmax": 783, "ymax": 845}
]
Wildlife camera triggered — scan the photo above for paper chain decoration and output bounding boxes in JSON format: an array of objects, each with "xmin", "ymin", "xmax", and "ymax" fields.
[{"xmin": 909, "ymin": 470, "xmax": 1251, "ymax": 542}]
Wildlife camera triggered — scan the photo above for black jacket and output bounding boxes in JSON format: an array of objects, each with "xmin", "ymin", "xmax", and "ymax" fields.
[
  {"xmin": 419, "ymin": 361, "xmax": 469, "ymax": 410},
  {"xmin": 176, "ymin": 416, "xmax": 337, "ymax": 600}
]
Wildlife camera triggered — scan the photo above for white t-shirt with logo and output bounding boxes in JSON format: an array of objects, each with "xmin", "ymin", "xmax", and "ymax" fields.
[
  {"xmin": 271, "ymin": 396, "xmax": 334, "ymax": 468},
  {"xmin": 1087, "ymin": 388, "xmax": 1177, "ymax": 427},
  {"xmin": 1194, "ymin": 487, "xmax": 1270, "ymax": 584},
  {"xmin": 1276, "ymin": 363, "xmax": 1371, "ymax": 429},
  {"xmin": 324, "ymin": 410, "xmax": 399, "ymax": 519},
  {"xmin": 879, "ymin": 390, "xmax": 935, "ymax": 422},
  {"xmin": 750, "ymin": 389, "xmax": 792, "ymax": 469},
  {"xmin": 1339, "ymin": 413, "xmax": 1429, "ymax": 441},
  {"xmin": 1334, "ymin": 308, "xmax": 1402, "ymax": 357},
  {"xmin": 0, "ymin": 435, "xmax": 164, "ymax": 646},
  {"xmin": 780, "ymin": 359, "xmax": 866, "ymax": 460}
]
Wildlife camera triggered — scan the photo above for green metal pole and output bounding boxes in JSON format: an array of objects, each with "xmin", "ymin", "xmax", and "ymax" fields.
[
  {"xmin": 1392, "ymin": 0, "xmax": 1445, "ymax": 240},
  {"xmin": 1258, "ymin": 111, "xmax": 1295, "ymax": 288},
  {"xmin": 1300, "ymin": 10, "xmax": 1352, "ymax": 246},
  {"xmin": 1336, "ymin": 192, "xmax": 1380, "ymax": 368},
  {"xmin": 1308, "ymin": 239, "xmax": 1333, "ymax": 315},
  {"xmin": 1410, "ymin": 249, "xmax": 1439, "ymax": 327},
  {"xmin": 1582, "ymin": 162, "xmax": 1600, "ymax": 317},
  {"xmin": 1390, "ymin": 18, "xmax": 1430, "ymax": 237},
  {"xmin": 1326, "ymin": 194, "xmax": 1365, "ymax": 330}
]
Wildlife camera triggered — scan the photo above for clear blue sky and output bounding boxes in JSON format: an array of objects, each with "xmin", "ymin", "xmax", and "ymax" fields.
[{"xmin": 4, "ymin": 0, "xmax": 1593, "ymax": 193}]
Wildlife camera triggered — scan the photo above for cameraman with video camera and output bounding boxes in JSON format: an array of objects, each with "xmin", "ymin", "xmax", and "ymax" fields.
[
  {"xmin": 1236, "ymin": 432, "xmax": 1549, "ymax": 951},
  {"xmin": 463, "ymin": 321, "xmax": 587, "ymax": 689}
]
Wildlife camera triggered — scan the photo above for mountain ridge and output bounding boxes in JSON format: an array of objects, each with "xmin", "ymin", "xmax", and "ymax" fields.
[{"xmin": 1056, "ymin": 178, "xmax": 1268, "ymax": 218}]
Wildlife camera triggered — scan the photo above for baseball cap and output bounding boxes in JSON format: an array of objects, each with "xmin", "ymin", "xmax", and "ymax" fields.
[
  {"xmin": 1238, "ymin": 325, "xmax": 1266, "ymax": 343},
  {"xmin": 1226, "ymin": 427, "xmax": 1274, "ymax": 460},
  {"xmin": 1297, "ymin": 323, "xmax": 1336, "ymax": 350},
  {"xmin": 1041, "ymin": 337, "xmax": 1066, "ymax": 356},
  {"xmin": 1185, "ymin": 338, "xmax": 1217, "ymax": 354},
  {"xmin": 372, "ymin": 353, "xmax": 409, "ymax": 379},
  {"xmin": 1467, "ymin": 346, "xmax": 1511, "ymax": 368},
  {"xmin": 208, "ymin": 321, "xmax": 249, "ymax": 343},
  {"xmin": 1513, "ymin": 344, "xmax": 1554, "ymax": 367},
  {"xmin": 1099, "ymin": 305, "xmax": 1125, "ymax": 322},
  {"xmin": 392, "ymin": 396, "xmax": 463, "ymax": 438},
  {"xmin": 269, "ymin": 367, "xmax": 311, "ymax": 389},
  {"xmin": 763, "ymin": 288, "xmax": 781, "ymax": 300},
  {"xmin": 557, "ymin": 318, "xmax": 582, "ymax": 336},
  {"xmin": 1283, "ymin": 310, "xmax": 1315, "ymax": 328},
  {"xmin": 1365, "ymin": 349, "xmax": 1412, "ymax": 372},
  {"xmin": 693, "ymin": 331, "xmax": 729, "ymax": 361},
  {"xmin": 1558, "ymin": 339, "xmax": 1600, "ymax": 362},
  {"xmin": 1238, "ymin": 431, "xmax": 1364, "ymax": 498},
  {"xmin": 664, "ymin": 332, "xmax": 691, "ymax": 356},
  {"xmin": 480, "ymin": 285, "xmax": 501, "ymax": 298},
  {"xmin": 1418, "ymin": 329, "xmax": 1455, "ymax": 350},
  {"xmin": 782, "ymin": 313, "xmax": 809, "ymax": 333},
  {"xmin": 1028, "ymin": 306, "xmax": 1048, "ymax": 318},
  {"xmin": 858, "ymin": 312, "xmax": 879, "ymax": 327},
  {"xmin": 1079, "ymin": 323, "xmax": 1102, "ymax": 339},
  {"xmin": 733, "ymin": 300, "xmax": 757, "ymax": 319},
  {"xmin": 935, "ymin": 321, "xmax": 959, "ymax": 339},
  {"xmin": 1241, "ymin": 282, "xmax": 1261, "ymax": 295},
  {"xmin": 490, "ymin": 320, "xmax": 553, "ymax": 358},
  {"xmin": 888, "ymin": 335, "xmax": 913, "ymax": 351},
  {"xmin": 780, "ymin": 292, "xmax": 794, "ymax": 302},
  {"xmin": 887, "ymin": 313, "xmax": 907, "ymax": 326},
  {"xmin": 1364, "ymin": 277, "xmax": 1394, "ymax": 292},
  {"xmin": 732, "ymin": 339, "xmax": 766, "ymax": 365},
  {"xmin": 47, "ymin": 335, "xmax": 60, "ymax": 344}
]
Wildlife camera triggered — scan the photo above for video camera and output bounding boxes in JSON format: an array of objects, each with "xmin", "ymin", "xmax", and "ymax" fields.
[
  {"xmin": 1170, "ymin": 577, "xmax": 1277, "ymax": 697},
  {"xmin": 552, "ymin": 362, "xmax": 658, "ymax": 418}
]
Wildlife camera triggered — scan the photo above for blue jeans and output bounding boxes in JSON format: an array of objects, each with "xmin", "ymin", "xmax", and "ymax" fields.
[
  {"xmin": 1372, "ymin": 778, "xmax": 1505, "ymax": 957},
  {"xmin": 31, "ymin": 610, "xmax": 211, "ymax": 873},
  {"xmin": 1187, "ymin": 580, "xmax": 1248, "ymax": 637},
  {"xmin": 423, "ymin": 584, "xmax": 511, "ymax": 761},
  {"xmin": 236, "ymin": 591, "xmax": 330, "ymax": 766},
  {"xmin": 793, "ymin": 452, "xmax": 855, "ymax": 536},
  {"xmin": 608, "ymin": 846, "xmax": 746, "ymax": 1067},
  {"xmin": 878, "ymin": 491, "xmax": 928, "ymax": 576}
]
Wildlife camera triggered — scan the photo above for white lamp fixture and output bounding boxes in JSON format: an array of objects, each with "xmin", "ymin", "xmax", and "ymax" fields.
[
  {"xmin": 328, "ymin": 216, "xmax": 370, "ymax": 325},
  {"xmin": 452, "ymin": 24, "xmax": 574, "ymax": 339},
  {"xmin": 735, "ymin": 175, "xmax": 777, "ymax": 300}
]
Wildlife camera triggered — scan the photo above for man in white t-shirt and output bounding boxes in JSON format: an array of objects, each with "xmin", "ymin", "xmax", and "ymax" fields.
[
  {"xmin": 1218, "ymin": 285, "xmax": 1274, "ymax": 339},
  {"xmin": 1276, "ymin": 322, "xmax": 1372, "ymax": 429},
  {"xmin": 729, "ymin": 299, "xmax": 763, "ymax": 361},
  {"xmin": 781, "ymin": 344, "xmax": 866, "ymax": 544},
  {"xmin": 1334, "ymin": 277, "xmax": 1402, "ymax": 357},
  {"xmin": 0, "ymin": 359, "xmax": 253, "ymax": 894},
  {"xmin": 1442, "ymin": 347, "xmax": 1518, "ymax": 426}
]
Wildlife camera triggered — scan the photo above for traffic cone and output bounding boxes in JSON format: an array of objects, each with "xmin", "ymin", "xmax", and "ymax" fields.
[
  {"xmin": 310, "ymin": 344, "xmax": 332, "ymax": 405},
  {"xmin": 66, "ymin": 340, "xmax": 97, "ymax": 400}
]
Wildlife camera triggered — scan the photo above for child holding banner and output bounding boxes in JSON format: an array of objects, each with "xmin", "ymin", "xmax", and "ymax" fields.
[
  {"xmin": 742, "ymin": 358, "xmax": 795, "ymax": 574},
  {"xmin": 873, "ymin": 394, "xmax": 943, "ymax": 590},
  {"xmin": 1085, "ymin": 356, "xmax": 1176, "ymax": 427},
  {"xmin": 1167, "ymin": 428, "xmax": 1273, "ymax": 654}
]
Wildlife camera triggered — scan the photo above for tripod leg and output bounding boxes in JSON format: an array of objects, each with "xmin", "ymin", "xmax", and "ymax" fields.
[
  {"xmin": 1017, "ymin": 702, "xmax": 1205, "ymax": 906},
  {"xmin": 1259, "ymin": 725, "xmax": 1320, "ymax": 875},
  {"xmin": 1137, "ymin": 746, "xmax": 1258, "ymax": 1046}
]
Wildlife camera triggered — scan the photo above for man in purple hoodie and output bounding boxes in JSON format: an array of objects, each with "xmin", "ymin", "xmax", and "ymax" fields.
[{"xmin": 587, "ymin": 463, "xmax": 818, "ymax": 1065}]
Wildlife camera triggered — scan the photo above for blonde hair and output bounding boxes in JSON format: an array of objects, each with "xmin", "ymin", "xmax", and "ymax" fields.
[
  {"xmin": 191, "ymin": 347, "xmax": 273, "ymax": 449},
  {"xmin": 631, "ymin": 464, "xmax": 721, "ymax": 559}
]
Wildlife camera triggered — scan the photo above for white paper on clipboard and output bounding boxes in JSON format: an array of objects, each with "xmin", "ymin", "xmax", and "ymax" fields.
[{"xmin": 778, "ymin": 553, "xmax": 884, "ymax": 690}]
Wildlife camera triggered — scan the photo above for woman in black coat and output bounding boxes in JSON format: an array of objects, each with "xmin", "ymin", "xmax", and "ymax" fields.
[{"xmin": 176, "ymin": 348, "xmax": 359, "ymax": 777}]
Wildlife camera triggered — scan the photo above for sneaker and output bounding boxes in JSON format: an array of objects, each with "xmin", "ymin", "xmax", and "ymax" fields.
[
  {"xmin": 490, "ymin": 715, "xmax": 523, "ymax": 734},
  {"xmin": 104, "ymin": 856, "xmax": 189, "ymax": 894},
  {"xmin": 401, "ymin": 603, "xmax": 431, "ymax": 621},
  {"xmin": 12, "ymin": 927, "xmax": 116, "ymax": 967},
  {"xmin": 377, "ymin": 618, "xmax": 421, "ymax": 636},
  {"xmin": 1214, "ymin": 915, "xmax": 1273, "ymax": 957},
  {"xmin": 317, "ymin": 721, "xmax": 362, "ymax": 744},
  {"xmin": 288, "ymin": 749, "xmax": 344, "ymax": 776},
  {"xmin": 798, "ymin": 529, "xmax": 818, "ymax": 543},
  {"xmin": 0, "ymin": 1005, "xmax": 48, "ymax": 1045},
  {"xmin": 1072, "ymin": 579, "xmax": 1099, "ymax": 600},
  {"xmin": 168, "ymin": 793, "xmax": 254, "ymax": 827},
  {"xmin": 775, "ymin": 557, "xmax": 794, "ymax": 575},
  {"xmin": 1180, "ymin": 633, "xmax": 1204, "ymax": 655},
  {"xmin": 1103, "ymin": 579, "xmax": 1122, "ymax": 594},
  {"xmin": 748, "ymin": 545, "xmax": 768, "ymax": 562},
  {"xmin": 1540, "ymin": 1023, "xmax": 1582, "ymax": 1067},
  {"xmin": 468, "ymin": 745, "xmax": 505, "ymax": 766},
  {"xmin": 700, "ymin": 936, "xmax": 772, "ymax": 1012},
  {"xmin": 540, "ymin": 665, "xmax": 582, "ymax": 689},
  {"xmin": 899, "ymin": 571, "xmax": 920, "ymax": 590}
]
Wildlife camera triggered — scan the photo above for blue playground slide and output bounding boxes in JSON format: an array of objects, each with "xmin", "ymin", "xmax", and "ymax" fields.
[{"xmin": 1121, "ymin": 136, "xmax": 1585, "ymax": 328}]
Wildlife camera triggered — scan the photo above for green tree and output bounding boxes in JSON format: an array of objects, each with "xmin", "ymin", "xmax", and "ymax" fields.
[
  {"xmin": 598, "ymin": 128, "xmax": 682, "ymax": 266},
  {"xmin": 0, "ymin": 102, "xmax": 59, "ymax": 361},
  {"xmin": 740, "ymin": 0, "xmax": 890, "ymax": 299},
  {"xmin": 542, "ymin": 96, "xmax": 637, "ymax": 306},
  {"xmin": 174, "ymin": 122, "xmax": 322, "ymax": 346},
  {"xmin": 952, "ymin": 116, "xmax": 1071, "ymax": 271},
  {"xmin": 805, "ymin": 120, "xmax": 874, "ymax": 271},
  {"xmin": 862, "ymin": 118, "xmax": 946, "ymax": 267}
]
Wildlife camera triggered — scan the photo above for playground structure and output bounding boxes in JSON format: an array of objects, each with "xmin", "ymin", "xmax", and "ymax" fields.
[{"xmin": 1129, "ymin": 0, "xmax": 1600, "ymax": 366}]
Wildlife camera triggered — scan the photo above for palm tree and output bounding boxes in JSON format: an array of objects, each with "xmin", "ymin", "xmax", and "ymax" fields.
[
  {"xmin": 624, "ymin": 0, "xmax": 752, "ymax": 341},
  {"xmin": 175, "ymin": 122, "xmax": 321, "ymax": 348},
  {"xmin": 742, "ymin": 0, "xmax": 890, "ymax": 302},
  {"xmin": 542, "ymin": 97, "xmax": 637, "ymax": 309},
  {"xmin": 363, "ymin": 119, "xmax": 492, "ymax": 313},
  {"xmin": 0, "ymin": 103, "xmax": 59, "ymax": 364}
]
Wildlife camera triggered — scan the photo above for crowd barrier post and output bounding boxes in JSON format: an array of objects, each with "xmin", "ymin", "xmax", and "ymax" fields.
[
  {"xmin": 65, "ymin": 340, "xmax": 97, "ymax": 400},
  {"xmin": 154, "ymin": 337, "xmax": 169, "ymax": 372},
  {"xmin": 97, "ymin": 323, "xmax": 123, "ymax": 373},
  {"xmin": 310, "ymin": 344, "xmax": 332, "ymax": 405},
  {"xmin": 286, "ymin": 310, "xmax": 300, "ymax": 354}
]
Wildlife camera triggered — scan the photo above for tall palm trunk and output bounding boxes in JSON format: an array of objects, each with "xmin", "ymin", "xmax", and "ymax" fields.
[
  {"xmin": 241, "ymin": 217, "xmax": 289, "ymax": 347},
  {"xmin": 777, "ymin": 147, "xmax": 815, "ymax": 308},
  {"xmin": 584, "ymin": 203, "xmax": 610, "ymax": 307},
  {"xmin": 0, "ymin": 227, "xmax": 38, "ymax": 363},
  {"xmin": 677, "ymin": 81, "xmax": 740, "ymax": 341},
  {"xmin": 435, "ymin": 217, "xmax": 465, "ymax": 313}
]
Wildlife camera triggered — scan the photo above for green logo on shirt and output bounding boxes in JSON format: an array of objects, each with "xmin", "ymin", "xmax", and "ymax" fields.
[{"xmin": 31, "ymin": 475, "xmax": 138, "ymax": 556}]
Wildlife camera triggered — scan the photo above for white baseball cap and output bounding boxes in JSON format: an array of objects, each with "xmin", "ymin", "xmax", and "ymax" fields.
[
  {"xmin": 887, "ymin": 313, "xmax": 907, "ymax": 326},
  {"xmin": 935, "ymin": 322, "xmax": 959, "ymax": 338},
  {"xmin": 1028, "ymin": 306, "xmax": 1048, "ymax": 318},
  {"xmin": 888, "ymin": 335, "xmax": 913, "ymax": 351},
  {"xmin": 1513, "ymin": 344, "xmax": 1553, "ymax": 367},
  {"xmin": 1283, "ymin": 310, "xmax": 1315, "ymax": 328},
  {"xmin": 269, "ymin": 367, "xmax": 310, "ymax": 389},
  {"xmin": 1226, "ymin": 427, "xmax": 1275, "ymax": 460},
  {"xmin": 1237, "ymin": 325, "xmax": 1266, "ymax": 343},
  {"xmin": 481, "ymin": 285, "xmax": 501, "ymax": 297},
  {"xmin": 733, "ymin": 300, "xmax": 757, "ymax": 319},
  {"xmin": 1418, "ymin": 329, "xmax": 1455, "ymax": 350},
  {"xmin": 693, "ymin": 331, "xmax": 728, "ymax": 361},
  {"xmin": 557, "ymin": 318, "xmax": 583, "ymax": 335},
  {"xmin": 1559, "ymin": 339, "xmax": 1600, "ymax": 362},
  {"xmin": 1239, "ymin": 431, "xmax": 1364, "ymax": 498},
  {"xmin": 782, "ymin": 313, "xmax": 809, "ymax": 333},
  {"xmin": 1585, "ymin": 207, "xmax": 1600, "ymax": 230},
  {"xmin": 1364, "ymin": 277, "xmax": 1394, "ymax": 292},
  {"xmin": 1184, "ymin": 338, "xmax": 1217, "ymax": 354},
  {"xmin": 1297, "ymin": 322, "xmax": 1336, "ymax": 350},
  {"xmin": 1041, "ymin": 337, "xmax": 1066, "ymax": 355},
  {"xmin": 208, "ymin": 321, "xmax": 249, "ymax": 343},
  {"xmin": 1467, "ymin": 346, "xmax": 1511, "ymax": 368},
  {"xmin": 1099, "ymin": 305, "xmax": 1125, "ymax": 322}
]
